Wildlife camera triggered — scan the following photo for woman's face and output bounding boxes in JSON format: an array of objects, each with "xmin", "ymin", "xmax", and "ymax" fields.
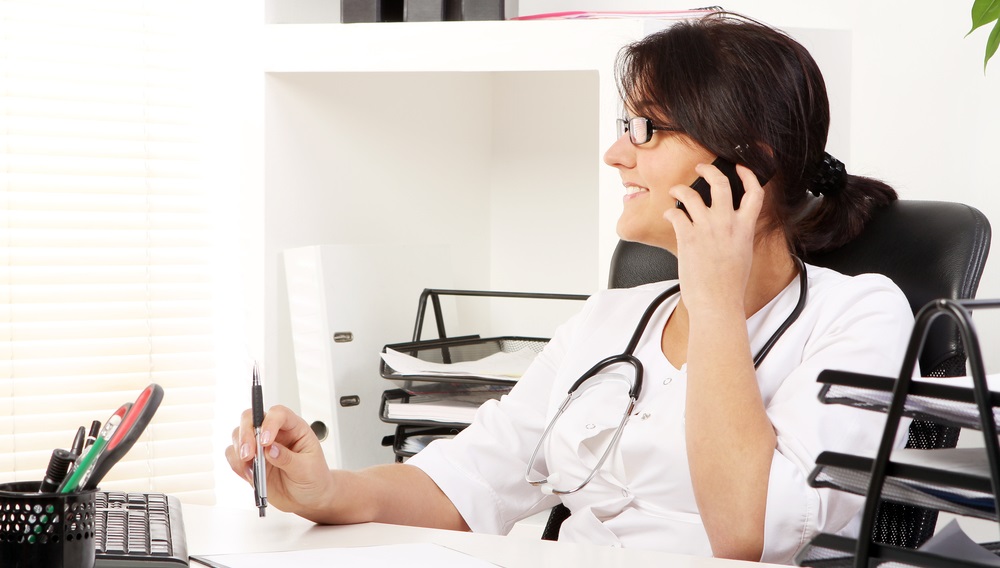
[{"xmin": 603, "ymin": 113, "xmax": 715, "ymax": 252}]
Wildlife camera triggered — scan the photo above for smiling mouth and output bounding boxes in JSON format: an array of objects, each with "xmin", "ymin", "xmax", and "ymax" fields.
[{"xmin": 623, "ymin": 185, "xmax": 649, "ymax": 199}]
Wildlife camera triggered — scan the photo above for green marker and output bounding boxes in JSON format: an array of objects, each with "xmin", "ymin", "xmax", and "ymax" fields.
[
  {"xmin": 58, "ymin": 434, "xmax": 109, "ymax": 493},
  {"xmin": 58, "ymin": 410, "xmax": 123, "ymax": 493}
]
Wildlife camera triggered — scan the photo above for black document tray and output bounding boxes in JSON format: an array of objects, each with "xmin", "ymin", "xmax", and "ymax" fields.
[
  {"xmin": 810, "ymin": 450, "xmax": 998, "ymax": 521},
  {"xmin": 818, "ymin": 369, "xmax": 1000, "ymax": 432},
  {"xmin": 378, "ymin": 387, "xmax": 500, "ymax": 428},
  {"xmin": 380, "ymin": 335, "xmax": 548, "ymax": 385},
  {"xmin": 380, "ymin": 424, "xmax": 464, "ymax": 460}
]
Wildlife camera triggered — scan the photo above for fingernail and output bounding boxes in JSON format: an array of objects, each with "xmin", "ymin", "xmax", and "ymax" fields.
[
  {"xmin": 261, "ymin": 430, "xmax": 271, "ymax": 445},
  {"xmin": 269, "ymin": 445, "xmax": 279, "ymax": 459},
  {"xmin": 240, "ymin": 443, "xmax": 249, "ymax": 460}
]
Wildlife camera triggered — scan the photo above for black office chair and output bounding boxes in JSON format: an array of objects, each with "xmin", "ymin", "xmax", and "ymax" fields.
[{"xmin": 541, "ymin": 199, "xmax": 992, "ymax": 547}]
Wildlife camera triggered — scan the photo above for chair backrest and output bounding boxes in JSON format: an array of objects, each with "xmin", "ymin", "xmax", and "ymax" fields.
[
  {"xmin": 542, "ymin": 200, "xmax": 992, "ymax": 546},
  {"xmin": 609, "ymin": 200, "xmax": 991, "ymax": 377}
]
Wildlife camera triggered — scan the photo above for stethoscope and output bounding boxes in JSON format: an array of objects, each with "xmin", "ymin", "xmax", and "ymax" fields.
[{"xmin": 524, "ymin": 256, "xmax": 809, "ymax": 495}]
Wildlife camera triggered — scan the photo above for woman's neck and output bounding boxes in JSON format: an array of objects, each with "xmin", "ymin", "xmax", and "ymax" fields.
[
  {"xmin": 743, "ymin": 238, "xmax": 798, "ymax": 318},
  {"xmin": 673, "ymin": 236, "xmax": 797, "ymax": 324}
]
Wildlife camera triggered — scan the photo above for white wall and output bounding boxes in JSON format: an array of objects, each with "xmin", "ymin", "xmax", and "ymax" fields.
[{"xmin": 517, "ymin": 1, "xmax": 1000, "ymax": 334}]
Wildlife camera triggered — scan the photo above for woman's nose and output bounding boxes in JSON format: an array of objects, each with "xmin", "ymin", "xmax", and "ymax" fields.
[{"xmin": 604, "ymin": 132, "xmax": 635, "ymax": 170}]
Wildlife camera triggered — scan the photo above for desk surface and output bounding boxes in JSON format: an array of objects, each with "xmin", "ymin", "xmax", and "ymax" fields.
[{"xmin": 182, "ymin": 504, "xmax": 783, "ymax": 567}]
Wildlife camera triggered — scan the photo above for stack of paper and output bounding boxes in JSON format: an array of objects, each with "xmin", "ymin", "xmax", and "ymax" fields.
[
  {"xmin": 381, "ymin": 347, "xmax": 538, "ymax": 382},
  {"xmin": 400, "ymin": 433, "xmax": 456, "ymax": 454},
  {"xmin": 386, "ymin": 391, "xmax": 503, "ymax": 424}
]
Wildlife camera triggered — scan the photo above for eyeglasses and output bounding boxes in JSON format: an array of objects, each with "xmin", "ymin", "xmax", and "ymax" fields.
[{"xmin": 616, "ymin": 117, "xmax": 683, "ymax": 145}]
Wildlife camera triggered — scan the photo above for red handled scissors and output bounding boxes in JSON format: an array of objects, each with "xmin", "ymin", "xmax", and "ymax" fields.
[{"xmin": 81, "ymin": 383, "xmax": 164, "ymax": 490}]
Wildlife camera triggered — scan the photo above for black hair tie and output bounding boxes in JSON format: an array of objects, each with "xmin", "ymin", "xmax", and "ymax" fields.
[{"xmin": 809, "ymin": 152, "xmax": 847, "ymax": 197}]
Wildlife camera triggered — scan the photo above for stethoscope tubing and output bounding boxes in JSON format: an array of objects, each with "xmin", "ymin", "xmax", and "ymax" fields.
[{"xmin": 526, "ymin": 257, "xmax": 809, "ymax": 495}]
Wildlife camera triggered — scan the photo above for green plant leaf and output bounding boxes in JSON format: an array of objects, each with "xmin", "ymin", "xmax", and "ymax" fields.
[
  {"xmin": 968, "ymin": 0, "xmax": 1000, "ymax": 35},
  {"xmin": 986, "ymin": 19, "xmax": 1000, "ymax": 71}
]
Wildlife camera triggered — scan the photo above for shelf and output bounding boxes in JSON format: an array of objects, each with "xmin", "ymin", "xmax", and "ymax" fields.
[
  {"xmin": 378, "ymin": 387, "xmax": 508, "ymax": 427},
  {"xmin": 818, "ymin": 369, "xmax": 1000, "ymax": 432},
  {"xmin": 262, "ymin": 20, "xmax": 673, "ymax": 73},
  {"xmin": 811, "ymin": 449, "xmax": 998, "ymax": 522},
  {"xmin": 380, "ymin": 335, "xmax": 548, "ymax": 385},
  {"xmin": 381, "ymin": 424, "xmax": 463, "ymax": 460}
]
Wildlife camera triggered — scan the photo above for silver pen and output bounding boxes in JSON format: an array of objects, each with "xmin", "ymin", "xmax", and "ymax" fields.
[{"xmin": 252, "ymin": 362, "xmax": 268, "ymax": 517}]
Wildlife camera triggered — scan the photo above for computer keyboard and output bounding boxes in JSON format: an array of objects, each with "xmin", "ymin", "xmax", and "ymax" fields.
[{"xmin": 94, "ymin": 491, "xmax": 189, "ymax": 567}]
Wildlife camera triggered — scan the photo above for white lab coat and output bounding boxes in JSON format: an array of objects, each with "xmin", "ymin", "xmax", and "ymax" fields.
[{"xmin": 408, "ymin": 264, "xmax": 914, "ymax": 564}]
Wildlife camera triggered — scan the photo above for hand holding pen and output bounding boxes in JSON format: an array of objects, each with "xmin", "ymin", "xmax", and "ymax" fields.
[{"xmin": 225, "ymin": 385, "xmax": 339, "ymax": 520}]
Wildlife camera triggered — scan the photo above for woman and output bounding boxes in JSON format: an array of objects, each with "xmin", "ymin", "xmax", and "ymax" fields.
[{"xmin": 226, "ymin": 14, "xmax": 912, "ymax": 564}]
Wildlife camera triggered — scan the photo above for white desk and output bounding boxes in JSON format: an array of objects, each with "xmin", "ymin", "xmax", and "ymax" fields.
[{"xmin": 182, "ymin": 504, "xmax": 783, "ymax": 567}]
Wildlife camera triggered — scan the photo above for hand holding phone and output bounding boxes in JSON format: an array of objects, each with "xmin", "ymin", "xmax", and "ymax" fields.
[{"xmin": 677, "ymin": 156, "xmax": 768, "ymax": 215}]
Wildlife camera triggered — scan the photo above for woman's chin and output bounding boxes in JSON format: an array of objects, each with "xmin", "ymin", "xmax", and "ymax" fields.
[{"xmin": 616, "ymin": 223, "xmax": 675, "ymax": 252}]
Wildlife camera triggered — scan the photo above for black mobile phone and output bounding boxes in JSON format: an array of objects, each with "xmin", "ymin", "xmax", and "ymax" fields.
[{"xmin": 680, "ymin": 156, "xmax": 745, "ymax": 213}]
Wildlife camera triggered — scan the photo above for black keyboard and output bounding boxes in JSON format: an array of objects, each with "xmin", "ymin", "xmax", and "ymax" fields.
[{"xmin": 94, "ymin": 491, "xmax": 189, "ymax": 567}]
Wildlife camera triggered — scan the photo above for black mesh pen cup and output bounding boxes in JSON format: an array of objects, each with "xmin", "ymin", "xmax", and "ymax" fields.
[{"xmin": 0, "ymin": 481, "xmax": 97, "ymax": 568}]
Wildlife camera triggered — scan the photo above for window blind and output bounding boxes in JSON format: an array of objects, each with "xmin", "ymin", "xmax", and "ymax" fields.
[{"xmin": 0, "ymin": 0, "xmax": 218, "ymax": 503}]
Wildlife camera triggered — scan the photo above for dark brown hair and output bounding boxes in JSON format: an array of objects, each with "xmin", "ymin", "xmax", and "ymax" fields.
[{"xmin": 616, "ymin": 13, "xmax": 896, "ymax": 253}]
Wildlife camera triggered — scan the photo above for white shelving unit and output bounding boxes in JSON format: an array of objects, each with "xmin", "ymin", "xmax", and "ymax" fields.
[
  {"xmin": 261, "ymin": 20, "xmax": 668, "ymax": 444},
  {"xmin": 259, "ymin": 19, "xmax": 851, "ymax": 467},
  {"xmin": 261, "ymin": 20, "xmax": 677, "ymax": 295}
]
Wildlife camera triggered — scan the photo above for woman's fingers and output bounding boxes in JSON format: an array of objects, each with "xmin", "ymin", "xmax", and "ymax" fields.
[
  {"xmin": 697, "ymin": 162, "xmax": 735, "ymax": 213},
  {"xmin": 261, "ymin": 404, "xmax": 319, "ymax": 453},
  {"xmin": 734, "ymin": 163, "xmax": 765, "ymax": 219},
  {"xmin": 228, "ymin": 404, "xmax": 319, "ymax": 480},
  {"xmin": 224, "ymin": 439, "xmax": 253, "ymax": 483}
]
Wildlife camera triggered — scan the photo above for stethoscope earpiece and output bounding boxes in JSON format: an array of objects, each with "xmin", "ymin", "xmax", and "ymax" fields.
[{"xmin": 540, "ymin": 473, "xmax": 562, "ymax": 495}]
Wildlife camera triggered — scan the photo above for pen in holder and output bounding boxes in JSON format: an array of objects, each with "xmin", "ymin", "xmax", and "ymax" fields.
[{"xmin": 0, "ymin": 481, "xmax": 97, "ymax": 568}]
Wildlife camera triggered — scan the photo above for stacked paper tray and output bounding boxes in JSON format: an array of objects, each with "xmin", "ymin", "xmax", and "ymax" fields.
[
  {"xmin": 818, "ymin": 370, "xmax": 1000, "ymax": 432},
  {"xmin": 379, "ymin": 335, "xmax": 548, "ymax": 385},
  {"xmin": 379, "ymin": 386, "xmax": 510, "ymax": 428},
  {"xmin": 810, "ymin": 448, "xmax": 999, "ymax": 522},
  {"xmin": 382, "ymin": 424, "xmax": 462, "ymax": 459}
]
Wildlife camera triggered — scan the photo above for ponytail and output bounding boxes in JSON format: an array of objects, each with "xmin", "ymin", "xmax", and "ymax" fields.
[{"xmin": 794, "ymin": 155, "xmax": 897, "ymax": 254}]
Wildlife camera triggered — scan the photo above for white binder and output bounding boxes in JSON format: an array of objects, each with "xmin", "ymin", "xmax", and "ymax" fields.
[{"xmin": 283, "ymin": 244, "xmax": 455, "ymax": 470}]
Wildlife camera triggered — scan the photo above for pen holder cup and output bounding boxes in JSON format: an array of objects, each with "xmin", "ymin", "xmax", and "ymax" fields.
[{"xmin": 0, "ymin": 481, "xmax": 97, "ymax": 568}]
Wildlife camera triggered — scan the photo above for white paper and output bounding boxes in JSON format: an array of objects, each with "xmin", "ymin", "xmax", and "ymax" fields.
[
  {"xmin": 381, "ymin": 347, "xmax": 538, "ymax": 381},
  {"xmin": 200, "ymin": 543, "xmax": 499, "ymax": 568},
  {"xmin": 894, "ymin": 519, "xmax": 1000, "ymax": 566},
  {"xmin": 386, "ymin": 392, "xmax": 501, "ymax": 423}
]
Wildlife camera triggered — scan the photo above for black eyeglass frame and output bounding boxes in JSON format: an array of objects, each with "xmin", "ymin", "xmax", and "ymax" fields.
[{"xmin": 615, "ymin": 117, "xmax": 683, "ymax": 145}]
